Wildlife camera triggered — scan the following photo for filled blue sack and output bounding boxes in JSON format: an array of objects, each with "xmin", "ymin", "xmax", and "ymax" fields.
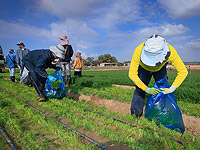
[
  {"xmin": 145, "ymin": 78, "xmax": 185, "ymax": 133},
  {"xmin": 44, "ymin": 69, "xmax": 66, "ymax": 99}
]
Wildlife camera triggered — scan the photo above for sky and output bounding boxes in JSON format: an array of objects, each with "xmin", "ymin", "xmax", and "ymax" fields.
[{"xmin": 0, "ymin": 0, "xmax": 200, "ymax": 62}]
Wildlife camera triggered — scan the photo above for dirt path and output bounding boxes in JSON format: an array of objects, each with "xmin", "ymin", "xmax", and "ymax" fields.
[
  {"xmin": 66, "ymin": 91, "xmax": 200, "ymax": 138},
  {"xmin": 112, "ymin": 84, "xmax": 136, "ymax": 90}
]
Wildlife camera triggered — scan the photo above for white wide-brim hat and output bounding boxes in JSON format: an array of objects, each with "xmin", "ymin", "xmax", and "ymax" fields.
[
  {"xmin": 141, "ymin": 34, "xmax": 171, "ymax": 67},
  {"xmin": 49, "ymin": 44, "xmax": 65, "ymax": 59}
]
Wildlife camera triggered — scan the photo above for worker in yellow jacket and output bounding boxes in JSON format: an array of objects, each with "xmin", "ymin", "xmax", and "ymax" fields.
[
  {"xmin": 73, "ymin": 52, "xmax": 83, "ymax": 77},
  {"xmin": 129, "ymin": 34, "xmax": 188, "ymax": 117}
]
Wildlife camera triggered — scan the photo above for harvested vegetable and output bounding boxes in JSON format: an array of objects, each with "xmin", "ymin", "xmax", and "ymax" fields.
[{"xmin": 51, "ymin": 80, "xmax": 62, "ymax": 89}]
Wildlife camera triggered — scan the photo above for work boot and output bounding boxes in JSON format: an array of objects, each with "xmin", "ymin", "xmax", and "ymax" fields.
[
  {"xmin": 10, "ymin": 76, "xmax": 15, "ymax": 82},
  {"xmin": 66, "ymin": 75, "xmax": 71, "ymax": 86},
  {"xmin": 33, "ymin": 81, "xmax": 47, "ymax": 102},
  {"xmin": 38, "ymin": 97, "xmax": 47, "ymax": 102}
]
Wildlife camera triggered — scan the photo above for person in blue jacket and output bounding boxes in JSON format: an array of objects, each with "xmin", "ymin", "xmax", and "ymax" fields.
[
  {"xmin": 5, "ymin": 49, "xmax": 17, "ymax": 82},
  {"xmin": 22, "ymin": 44, "xmax": 65, "ymax": 102}
]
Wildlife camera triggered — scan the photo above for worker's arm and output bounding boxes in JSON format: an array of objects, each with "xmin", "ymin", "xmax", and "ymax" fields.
[
  {"xmin": 168, "ymin": 44, "xmax": 188, "ymax": 88},
  {"xmin": 35, "ymin": 56, "xmax": 49, "ymax": 78},
  {"xmin": 129, "ymin": 42, "xmax": 148, "ymax": 91}
]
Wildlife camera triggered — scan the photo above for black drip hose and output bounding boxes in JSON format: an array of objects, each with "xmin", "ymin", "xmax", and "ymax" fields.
[
  {"xmin": 85, "ymin": 109, "xmax": 183, "ymax": 145},
  {"xmin": 0, "ymin": 128, "xmax": 17, "ymax": 150},
  {"xmin": 24, "ymin": 102, "xmax": 109, "ymax": 150}
]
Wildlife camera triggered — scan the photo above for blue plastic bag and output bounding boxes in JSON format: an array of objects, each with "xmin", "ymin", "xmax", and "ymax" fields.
[
  {"xmin": 145, "ymin": 78, "xmax": 185, "ymax": 133},
  {"xmin": 44, "ymin": 69, "xmax": 66, "ymax": 99}
]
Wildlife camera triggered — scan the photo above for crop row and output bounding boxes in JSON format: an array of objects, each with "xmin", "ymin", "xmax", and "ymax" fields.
[
  {"xmin": 1, "ymin": 79, "xmax": 200, "ymax": 149},
  {"xmin": 0, "ymin": 69, "xmax": 199, "ymax": 116},
  {"xmin": 0, "ymin": 89, "xmax": 95, "ymax": 149},
  {"xmin": 1, "ymin": 69, "xmax": 200, "ymax": 104}
]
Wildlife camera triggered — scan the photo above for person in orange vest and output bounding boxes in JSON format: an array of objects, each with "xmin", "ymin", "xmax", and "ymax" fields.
[
  {"xmin": 129, "ymin": 34, "xmax": 188, "ymax": 117},
  {"xmin": 73, "ymin": 52, "xmax": 83, "ymax": 77}
]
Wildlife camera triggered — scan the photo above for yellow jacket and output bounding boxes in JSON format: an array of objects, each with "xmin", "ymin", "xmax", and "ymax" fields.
[
  {"xmin": 74, "ymin": 57, "xmax": 83, "ymax": 69},
  {"xmin": 129, "ymin": 41, "xmax": 188, "ymax": 91}
]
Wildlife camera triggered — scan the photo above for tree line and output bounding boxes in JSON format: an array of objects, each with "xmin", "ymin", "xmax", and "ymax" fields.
[{"xmin": 80, "ymin": 54, "xmax": 131, "ymax": 66}]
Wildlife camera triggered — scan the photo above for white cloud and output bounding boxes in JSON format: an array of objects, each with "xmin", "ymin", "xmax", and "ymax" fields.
[
  {"xmin": 39, "ymin": 0, "xmax": 105, "ymax": 18},
  {"xmin": 174, "ymin": 39, "xmax": 200, "ymax": 62},
  {"xmin": 88, "ymin": 53, "xmax": 98, "ymax": 59},
  {"xmin": 76, "ymin": 50, "xmax": 87, "ymax": 59},
  {"xmin": 77, "ymin": 44, "xmax": 88, "ymax": 49},
  {"xmin": 137, "ymin": 24, "xmax": 190, "ymax": 37},
  {"xmin": 168, "ymin": 36, "xmax": 193, "ymax": 43},
  {"xmin": 0, "ymin": 19, "xmax": 98, "ymax": 44},
  {"xmin": 158, "ymin": 0, "xmax": 200, "ymax": 19},
  {"xmin": 0, "ymin": 20, "xmax": 45, "ymax": 38},
  {"xmin": 47, "ymin": 19, "xmax": 99, "ymax": 41},
  {"xmin": 74, "ymin": 50, "xmax": 98, "ymax": 60},
  {"xmin": 186, "ymin": 38, "xmax": 200, "ymax": 49},
  {"xmin": 89, "ymin": 0, "xmax": 142, "ymax": 29}
]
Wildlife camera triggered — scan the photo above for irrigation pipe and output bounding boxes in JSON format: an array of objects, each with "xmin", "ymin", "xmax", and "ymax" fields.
[
  {"xmin": 24, "ymin": 102, "xmax": 109, "ymax": 150},
  {"xmin": 85, "ymin": 109, "xmax": 184, "ymax": 145},
  {"xmin": 0, "ymin": 128, "xmax": 17, "ymax": 150},
  {"xmin": 58, "ymin": 99, "xmax": 183, "ymax": 145}
]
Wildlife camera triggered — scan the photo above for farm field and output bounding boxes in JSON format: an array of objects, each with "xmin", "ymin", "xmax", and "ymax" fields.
[{"xmin": 0, "ymin": 68, "xmax": 200, "ymax": 149}]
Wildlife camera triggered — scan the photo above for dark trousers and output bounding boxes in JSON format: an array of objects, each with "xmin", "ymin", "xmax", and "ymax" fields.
[
  {"xmin": 74, "ymin": 71, "xmax": 82, "ymax": 77},
  {"xmin": 23, "ymin": 60, "xmax": 46, "ymax": 97},
  {"xmin": 131, "ymin": 64, "xmax": 168, "ymax": 117}
]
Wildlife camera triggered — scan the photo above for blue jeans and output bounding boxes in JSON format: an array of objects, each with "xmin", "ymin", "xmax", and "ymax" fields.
[{"xmin": 131, "ymin": 64, "xmax": 168, "ymax": 117}]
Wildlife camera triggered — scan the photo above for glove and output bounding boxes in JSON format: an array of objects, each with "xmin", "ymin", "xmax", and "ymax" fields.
[
  {"xmin": 145, "ymin": 87, "xmax": 161, "ymax": 95},
  {"xmin": 47, "ymin": 75, "xmax": 57, "ymax": 82},
  {"xmin": 71, "ymin": 67, "xmax": 74, "ymax": 69},
  {"xmin": 160, "ymin": 85, "xmax": 176, "ymax": 95}
]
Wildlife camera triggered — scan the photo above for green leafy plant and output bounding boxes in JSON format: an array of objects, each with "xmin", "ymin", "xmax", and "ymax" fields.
[{"xmin": 50, "ymin": 80, "xmax": 62, "ymax": 89}]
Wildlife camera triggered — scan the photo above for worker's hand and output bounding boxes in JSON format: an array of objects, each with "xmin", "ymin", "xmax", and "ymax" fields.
[
  {"xmin": 71, "ymin": 67, "xmax": 74, "ymax": 69},
  {"xmin": 18, "ymin": 66, "xmax": 21, "ymax": 69},
  {"xmin": 145, "ymin": 87, "xmax": 161, "ymax": 95},
  {"xmin": 160, "ymin": 85, "xmax": 176, "ymax": 95},
  {"xmin": 47, "ymin": 75, "xmax": 57, "ymax": 82}
]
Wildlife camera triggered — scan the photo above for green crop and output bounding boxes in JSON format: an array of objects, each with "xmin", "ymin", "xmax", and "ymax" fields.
[
  {"xmin": 1, "ymin": 69, "xmax": 200, "ymax": 149},
  {"xmin": 50, "ymin": 80, "xmax": 62, "ymax": 89}
]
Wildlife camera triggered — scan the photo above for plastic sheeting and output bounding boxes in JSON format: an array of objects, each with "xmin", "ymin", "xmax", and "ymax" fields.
[
  {"xmin": 44, "ymin": 69, "xmax": 66, "ymax": 99},
  {"xmin": 20, "ymin": 65, "xmax": 32, "ymax": 85},
  {"xmin": 145, "ymin": 78, "xmax": 185, "ymax": 133}
]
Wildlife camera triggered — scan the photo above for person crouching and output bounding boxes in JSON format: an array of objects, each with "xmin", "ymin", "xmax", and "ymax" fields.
[{"xmin": 22, "ymin": 45, "xmax": 65, "ymax": 102}]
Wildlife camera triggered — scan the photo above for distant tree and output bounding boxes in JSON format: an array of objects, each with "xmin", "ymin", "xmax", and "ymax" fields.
[
  {"xmin": 123, "ymin": 61, "xmax": 131, "ymax": 64},
  {"xmin": 86, "ymin": 57, "xmax": 94, "ymax": 66},
  {"xmin": 93, "ymin": 60, "xmax": 99, "ymax": 66},
  {"xmin": 98, "ymin": 54, "xmax": 117, "ymax": 63},
  {"xmin": 83, "ymin": 59, "xmax": 90, "ymax": 66}
]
